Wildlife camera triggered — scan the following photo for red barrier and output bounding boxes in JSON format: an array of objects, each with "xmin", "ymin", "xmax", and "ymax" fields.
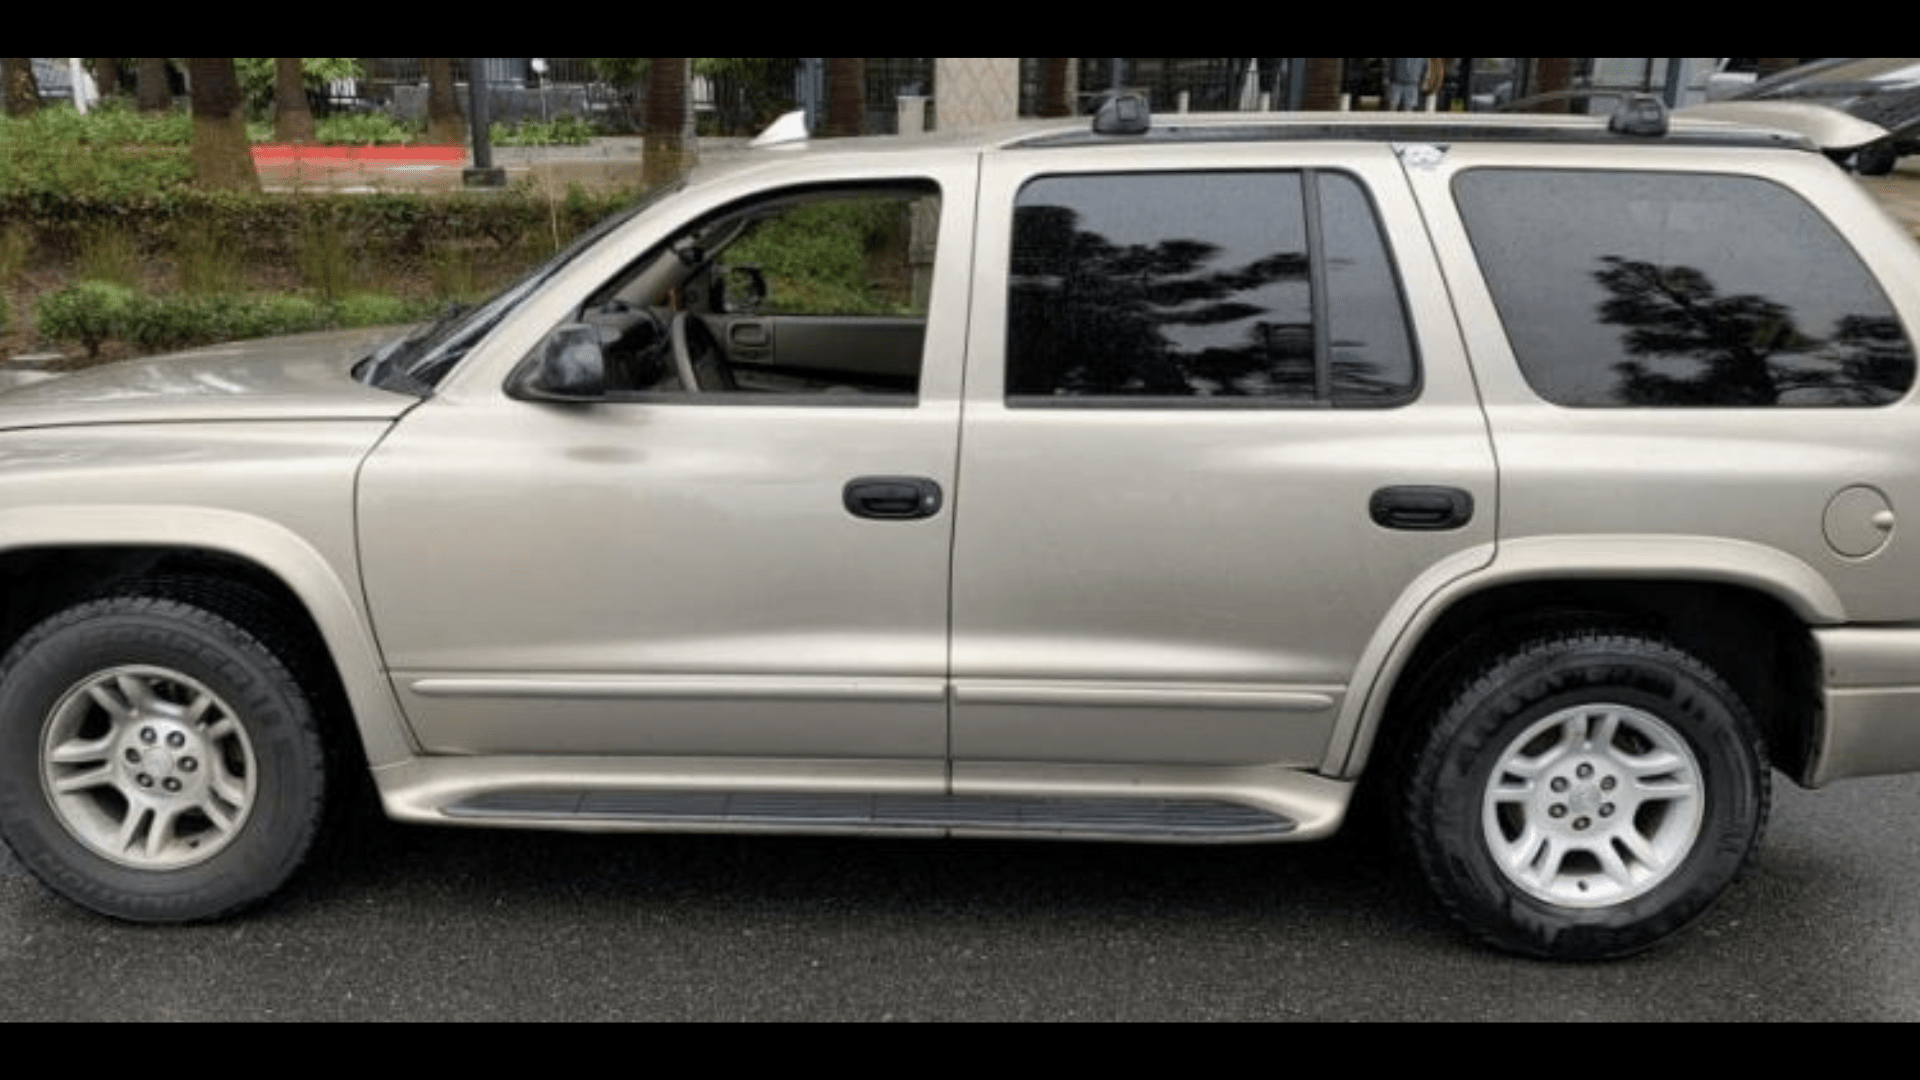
[{"xmin": 252, "ymin": 145, "xmax": 468, "ymax": 166}]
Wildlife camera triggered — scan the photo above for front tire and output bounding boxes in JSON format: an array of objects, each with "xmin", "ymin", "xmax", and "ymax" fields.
[
  {"xmin": 0, "ymin": 597, "xmax": 326, "ymax": 923},
  {"xmin": 1402, "ymin": 631, "xmax": 1770, "ymax": 961}
]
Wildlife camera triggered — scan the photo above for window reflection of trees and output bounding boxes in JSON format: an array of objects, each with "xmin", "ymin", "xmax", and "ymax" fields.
[
  {"xmin": 1008, "ymin": 203, "xmax": 1316, "ymax": 400},
  {"xmin": 1595, "ymin": 257, "xmax": 1916, "ymax": 407}
]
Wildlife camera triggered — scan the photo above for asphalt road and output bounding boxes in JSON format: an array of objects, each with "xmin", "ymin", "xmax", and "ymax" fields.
[{"xmin": 3, "ymin": 773, "xmax": 1918, "ymax": 1022}]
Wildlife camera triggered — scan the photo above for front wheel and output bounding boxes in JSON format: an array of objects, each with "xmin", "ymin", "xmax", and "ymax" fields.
[
  {"xmin": 1401, "ymin": 632, "xmax": 1770, "ymax": 960},
  {"xmin": 0, "ymin": 597, "xmax": 326, "ymax": 923}
]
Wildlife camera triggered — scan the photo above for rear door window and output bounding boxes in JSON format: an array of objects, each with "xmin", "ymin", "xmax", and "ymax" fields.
[{"xmin": 1007, "ymin": 170, "xmax": 1418, "ymax": 407}]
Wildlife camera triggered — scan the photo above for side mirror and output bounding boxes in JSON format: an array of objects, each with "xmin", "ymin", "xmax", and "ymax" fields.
[
  {"xmin": 508, "ymin": 323, "xmax": 607, "ymax": 403},
  {"xmin": 718, "ymin": 265, "xmax": 769, "ymax": 315}
]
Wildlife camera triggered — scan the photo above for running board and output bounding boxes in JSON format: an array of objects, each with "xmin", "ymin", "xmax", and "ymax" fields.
[{"xmin": 444, "ymin": 790, "xmax": 1299, "ymax": 843}]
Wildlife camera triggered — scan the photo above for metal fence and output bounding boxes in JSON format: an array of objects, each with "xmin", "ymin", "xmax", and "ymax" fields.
[
  {"xmin": 1072, "ymin": 58, "xmax": 1301, "ymax": 113},
  {"xmin": 342, "ymin": 57, "xmax": 1594, "ymax": 137}
]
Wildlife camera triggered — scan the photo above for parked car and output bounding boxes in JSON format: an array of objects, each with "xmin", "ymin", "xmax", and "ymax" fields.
[
  {"xmin": 3, "ymin": 98, "xmax": 1919, "ymax": 962},
  {"xmin": 1736, "ymin": 57, "xmax": 1920, "ymax": 174}
]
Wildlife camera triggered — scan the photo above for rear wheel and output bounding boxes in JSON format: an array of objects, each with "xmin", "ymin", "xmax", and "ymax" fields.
[
  {"xmin": 1402, "ymin": 631, "xmax": 1770, "ymax": 960},
  {"xmin": 0, "ymin": 597, "xmax": 325, "ymax": 922}
]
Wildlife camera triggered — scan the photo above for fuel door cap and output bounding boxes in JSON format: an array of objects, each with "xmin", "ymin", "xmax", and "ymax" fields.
[{"xmin": 1825, "ymin": 486, "xmax": 1897, "ymax": 560}]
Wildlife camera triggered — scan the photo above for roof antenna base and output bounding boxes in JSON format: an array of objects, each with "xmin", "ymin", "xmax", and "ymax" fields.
[
  {"xmin": 1093, "ymin": 93, "xmax": 1152, "ymax": 137},
  {"xmin": 1610, "ymin": 94, "xmax": 1671, "ymax": 138}
]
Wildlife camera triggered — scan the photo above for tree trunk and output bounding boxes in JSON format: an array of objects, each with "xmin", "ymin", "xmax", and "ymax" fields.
[
  {"xmin": 425, "ymin": 58, "xmax": 465, "ymax": 145},
  {"xmin": 1038, "ymin": 58, "xmax": 1074, "ymax": 119},
  {"xmin": 1303, "ymin": 58, "xmax": 1344, "ymax": 111},
  {"xmin": 92, "ymin": 57, "xmax": 122, "ymax": 99},
  {"xmin": 274, "ymin": 57, "xmax": 316, "ymax": 143},
  {"xmin": 1534, "ymin": 57, "xmax": 1576, "ymax": 113},
  {"xmin": 188, "ymin": 58, "xmax": 259, "ymax": 192},
  {"xmin": 3, "ymin": 58, "xmax": 39, "ymax": 117},
  {"xmin": 645, "ymin": 57, "xmax": 691, "ymax": 188},
  {"xmin": 824, "ymin": 57, "xmax": 866, "ymax": 137},
  {"xmin": 137, "ymin": 57, "xmax": 172, "ymax": 112}
]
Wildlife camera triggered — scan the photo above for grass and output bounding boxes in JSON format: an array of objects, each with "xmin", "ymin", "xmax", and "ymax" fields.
[
  {"xmin": 171, "ymin": 223, "xmax": 246, "ymax": 296},
  {"xmin": 0, "ymin": 224, "xmax": 30, "ymax": 283},
  {"xmin": 74, "ymin": 227, "xmax": 145, "ymax": 289},
  {"xmin": 296, "ymin": 223, "xmax": 369, "ymax": 301}
]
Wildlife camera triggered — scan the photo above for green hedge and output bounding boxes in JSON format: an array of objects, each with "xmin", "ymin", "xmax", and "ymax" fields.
[
  {"xmin": 37, "ymin": 281, "xmax": 444, "ymax": 358},
  {"xmin": 4, "ymin": 186, "xmax": 636, "ymax": 259}
]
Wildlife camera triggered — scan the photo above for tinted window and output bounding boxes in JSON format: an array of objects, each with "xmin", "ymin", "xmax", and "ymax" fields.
[
  {"xmin": 1456, "ymin": 169, "xmax": 1916, "ymax": 408},
  {"xmin": 1007, "ymin": 171, "xmax": 1415, "ymax": 406},
  {"xmin": 1322, "ymin": 173, "xmax": 1419, "ymax": 403}
]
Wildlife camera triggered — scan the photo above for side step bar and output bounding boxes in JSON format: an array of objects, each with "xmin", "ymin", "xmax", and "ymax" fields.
[{"xmin": 446, "ymin": 790, "xmax": 1299, "ymax": 844}]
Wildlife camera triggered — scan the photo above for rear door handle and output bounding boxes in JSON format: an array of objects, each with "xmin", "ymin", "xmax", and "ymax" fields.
[
  {"xmin": 1371, "ymin": 487, "xmax": 1475, "ymax": 532},
  {"xmin": 845, "ymin": 477, "xmax": 944, "ymax": 522}
]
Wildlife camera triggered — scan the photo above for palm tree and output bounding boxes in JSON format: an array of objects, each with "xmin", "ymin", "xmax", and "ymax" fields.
[
  {"xmin": 1038, "ymin": 58, "xmax": 1074, "ymax": 119},
  {"xmin": 187, "ymin": 58, "xmax": 259, "ymax": 191},
  {"xmin": 136, "ymin": 57, "xmax": 172, "ymax": 112},
  {"xmin": 424, "ymin": 58, "xmax": 465, "ymax": 145},
  {"xmin": 824, "ymin": 57, "xmax": 866, "ymax": 137},
  {"xmin": 1534, "ymin": 57, "xmax": 1576, "ymax": 112},
  {"xmin": 1304, "ymin": 58, "xmax": 1344, "ymax": 110},
  {"xmin": 92, "ymin": 58, "xmax": 122, "ymax": 100},
  {"xmin": 645, "ymin": 57, "xmax": 691, "ymax": 188},
  {"xmin": 3, "ymin": 58, "xmax": 39, "ymax": 117},
  {"xmin": 274, "ymin": 58, "xmax": 315, "ymax": 143}
]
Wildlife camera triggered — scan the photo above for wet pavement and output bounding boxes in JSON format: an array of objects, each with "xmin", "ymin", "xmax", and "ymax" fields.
[{"xmin": 3, "ymin": 775, "xmax": 1918, "ymax": 1021}]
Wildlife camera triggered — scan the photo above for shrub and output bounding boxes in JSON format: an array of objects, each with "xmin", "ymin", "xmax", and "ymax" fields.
[
  {"xmin": 333, "ymin": 293, "xmax": 437, "ymax": 328},
  {"xmin": 37, "ymin": 281, "xmax": 141, "ymax": 358},
  {"xmin": 311, "ymin": 113, "xmax": 422, "ymax": 147},
  {"xmin": 491, "ymin": 117, "xmax": 595, "ymax": 148},
  {"xmin": 234, "ymin": 59, "xmax": 365, "ymax": 116}
]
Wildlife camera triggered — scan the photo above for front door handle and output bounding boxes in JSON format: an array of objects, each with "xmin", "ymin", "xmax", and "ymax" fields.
[
  {"xmin": 1371, "ymin": 486, "xmax": 1475, "ymax": 532},
  {"xmin": 845, "ymin": 477, "xmax": 944, "ymax": 522}
]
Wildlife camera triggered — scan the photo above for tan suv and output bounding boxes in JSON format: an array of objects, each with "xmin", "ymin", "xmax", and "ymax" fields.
[{"xmin": 2, "ymin": 97, "xmax": 1917, "ymax": 960}]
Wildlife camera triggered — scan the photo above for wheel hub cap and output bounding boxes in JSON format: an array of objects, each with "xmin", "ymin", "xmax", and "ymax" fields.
[
  {"xmin": 1482, "ymin": 704, "xmax": 1706, "ymax": 910},
  {"xmin": 41, "ymin": 667, "xmax": 257, "ymax": 872}
]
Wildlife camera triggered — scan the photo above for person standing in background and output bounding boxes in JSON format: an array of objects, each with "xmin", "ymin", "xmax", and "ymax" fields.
[{"xmin": 1386, "ymin": 57, "xmax": 1428, "ymax": 111}]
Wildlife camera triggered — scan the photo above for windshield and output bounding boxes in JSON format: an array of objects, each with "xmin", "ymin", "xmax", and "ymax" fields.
[
  {"xmin": 1749, "ymin": 58, "xmax": 1920, "ymax": 99},
  {"xmin": 356, "ymin": 182, "xmax": 685, "ymax": 395}
]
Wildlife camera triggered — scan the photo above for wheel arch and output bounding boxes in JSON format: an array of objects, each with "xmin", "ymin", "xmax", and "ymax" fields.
[
  {"xmin": 0, "ymin": 511, "xmax": 415, "ymax": 771},
  {"xmin": 1333, "ymin": 539, "xmax": 1836, "ymax": 788}
]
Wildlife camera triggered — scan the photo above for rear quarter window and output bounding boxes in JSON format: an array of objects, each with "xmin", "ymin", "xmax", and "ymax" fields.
[{"xmin": 1454, "ymin": 168, "xmax": 1916, "ymax": 408}]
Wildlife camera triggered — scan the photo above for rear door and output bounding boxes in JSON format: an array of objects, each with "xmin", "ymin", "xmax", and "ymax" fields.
[{"xmin": 948, "ymin": 142, "xmax": 1498, "ymax": 773}]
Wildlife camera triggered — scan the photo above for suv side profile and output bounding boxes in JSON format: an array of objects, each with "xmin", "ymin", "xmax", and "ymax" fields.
[{"xmin": 2, "ymin": 98, "xmax": 1917, "ymax": 960}]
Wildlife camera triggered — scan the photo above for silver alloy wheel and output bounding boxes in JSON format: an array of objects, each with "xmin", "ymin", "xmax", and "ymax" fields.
[
  {"xmin": 1481, "ymin": 704, "xmax": 1706, "ymax": 910},
  {"xmin": 39, "ymin": 666, "xmax": 258, "ymax": 871}
]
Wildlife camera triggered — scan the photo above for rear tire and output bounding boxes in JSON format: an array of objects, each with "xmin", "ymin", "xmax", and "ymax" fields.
[
  {"xmin": 1401, "ymin": 631, "xmax": 1770, "ymax": 961},
  {"xmin": 0, "ymin": 597, "xmax": 325, "ymax": 923}
]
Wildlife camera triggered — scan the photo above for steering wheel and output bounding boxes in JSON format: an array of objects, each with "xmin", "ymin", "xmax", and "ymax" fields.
[{"xmin": 669, "ymin": 313, "xmax": 736, "ymax": 394}]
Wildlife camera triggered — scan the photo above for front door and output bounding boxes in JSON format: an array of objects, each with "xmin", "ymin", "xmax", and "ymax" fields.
[{"xmin": 357, "ymin": 173, "xmax": 974, "ymax": 762}]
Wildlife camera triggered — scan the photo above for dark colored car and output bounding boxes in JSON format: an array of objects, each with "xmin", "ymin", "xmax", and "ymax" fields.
[{"xmin": 1738, "ymin": 58, "xmax": 1920, "ymax": 175}]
